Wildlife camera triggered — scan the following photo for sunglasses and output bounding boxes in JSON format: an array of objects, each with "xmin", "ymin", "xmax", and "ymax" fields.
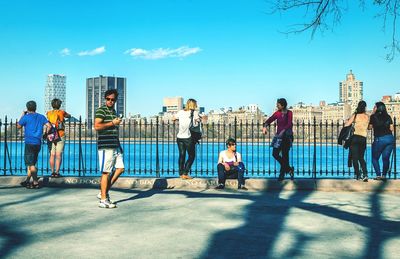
[
  {"xmin": 106, "ymin": 98, "xmax": 116, "ymax": 102},
  {"xmin": 228, "ymin": 143, "xmax": 236, "ymax": 146}
]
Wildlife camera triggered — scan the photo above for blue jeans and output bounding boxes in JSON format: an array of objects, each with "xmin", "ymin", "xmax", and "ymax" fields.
[
  {"xmin": 372, "ymin": 134, "xmax": 394, "ymax": 176},
  {"xmin": 217, "ymin": 163, "xmax": 245, "ymax": 187}
]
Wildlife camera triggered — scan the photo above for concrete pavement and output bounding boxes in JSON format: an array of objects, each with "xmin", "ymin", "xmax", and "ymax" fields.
[{"xmin": 0, "ymin": 183, "xmax": 400, "ymax": 258}]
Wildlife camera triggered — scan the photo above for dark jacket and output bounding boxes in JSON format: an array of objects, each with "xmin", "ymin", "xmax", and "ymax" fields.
[{"xmin": 338, "ymin": 125, "xmax": 353, "ymax": 149}]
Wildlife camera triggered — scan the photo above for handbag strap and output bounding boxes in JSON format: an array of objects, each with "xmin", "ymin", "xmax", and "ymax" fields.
[{"xmin": 189, "ymin": 110, "xmax": 194, "ymax": 128}]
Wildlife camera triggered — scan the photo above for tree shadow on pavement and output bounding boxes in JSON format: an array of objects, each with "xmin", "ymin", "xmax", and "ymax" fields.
[
  {"xmin": 200, "ymin": 180, "xmax": 400, "ymax": 258},
  {"xmin": 0, "ymin": 186, "xmax": 65, "ymax": 258},
  {"xmin": 1, "ymin": 179, "xmax": 399, "ymax": 258},
  {"xmin": 363, "ymin": 181, "xmax": 399, "ymax": 259}
]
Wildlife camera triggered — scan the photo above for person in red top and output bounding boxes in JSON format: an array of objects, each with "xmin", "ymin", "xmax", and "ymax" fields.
[{"xmin": 262, "ymin": 98, "xmax": 294, "ymax": 181}]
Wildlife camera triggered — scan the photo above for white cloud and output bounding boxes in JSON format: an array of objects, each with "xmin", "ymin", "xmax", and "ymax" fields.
[
  {"xmin": 125, "ymin": 46, "xmax": 202, "ymax": 60},
  {"xmin": 78, "ymin": 46, "xmax": 106, "ymax": 56},
  {"xmin": 59, "ymin": 48, "xmax": 71, "ymax": 57}
]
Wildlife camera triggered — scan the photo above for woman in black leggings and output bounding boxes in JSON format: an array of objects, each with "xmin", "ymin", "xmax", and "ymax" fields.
[
  {"xmin": 173, "ymin": 98, "xmax": 203, "ymax": 179},
  {"xmin": 345, "ymin": 101, "xmax": 369, "ymax": 181}
]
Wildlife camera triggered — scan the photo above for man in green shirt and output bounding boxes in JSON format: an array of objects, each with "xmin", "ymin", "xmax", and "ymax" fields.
[{"xmin": 94, "ymin": 89, "xmax": 124, "ymax": 209}]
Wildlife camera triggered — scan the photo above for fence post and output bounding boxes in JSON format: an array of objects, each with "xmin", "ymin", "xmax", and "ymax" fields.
[
  {"xmin": 394, "ymin": 117, "xmax": 397, "ymax": 179},
  {"xmin": 0, "ymin": 118, "xmax": 3, "ymax": 176},
  {"xmin": 78, "ymin": 116, "xmax": 84, "ymax": 176},
  {"xmin": 3, "ymin": 116, "xmax": 8, "ymax": 176},
  {"xmin": 234, "ymin": 116, "xmax": 237, "ymax": 140},
  {"xmin": 313, "ymin": 116, "xmax": 317, "ymax": 180},
  {"xmin": 156, "ymin": 116, "xmax": 160, "ymax": 178}
]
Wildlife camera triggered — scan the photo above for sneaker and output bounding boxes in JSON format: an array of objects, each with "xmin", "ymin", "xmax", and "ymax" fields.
[
  {"xmin": 97, "ymin": 192, "xmax": 113, "ymax": 203},
  {"xmin": 20, "ymin": 180, "xmax": 29, "ymax": 187},
  {"xmin": 99, "ymin": 199, "xmax": 116, "ymax": 209},
  {"xmin": 238, "ymin": 186, "xmax": 248, "ymax": 191},
  {"xmin": 215, "ymin": 184, "xmax": 225, "ymax": 190},
  {"xmin": 362, "ymin": 176, "xmax": 369, "ymax": 182}
]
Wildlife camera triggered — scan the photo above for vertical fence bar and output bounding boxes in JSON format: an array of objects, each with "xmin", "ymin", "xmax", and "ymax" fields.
[
  {"xmin": 128, "ymin": 119, "xmax": 131, "ymax": 175},
  {"xmin": 296, "ymin": 120, "xmax": 299, "ymax": 177},
  {"xmin": 3, "ymin": 116, "xmax": 8, "ymax": 175},
  {"xmin": 206, "ymin": 123, "xmax": 210, "ymax": 176},
  {"xmin": 324, "ymin": 120, "xmax": 327, "ymax": 175},
  {"xmin": 156, "ymin": 117, "xmax": 160, "ymax": 178},
  {"xmin": 234, "ymin": 117, "xmax": 237, "ymax": 140},
  {"xmin": 167, "ymin": 121, "xmax": 170, "ymax": 176},
  {"xmin": 331, "ymin": 121, "xmax": 334, "ymax": 175},
  {"xmin": 0, "ymin": 118, "xmax": 3, "ymax": 175},
  {"xmin": 134, "ymin": 121, "xmax": 137, "ymax": 175},
  {"xmin": 78, "ymin": 116, "xmax": 82, "ymax": 176},
  {"xmin": 313, "ymin": 117, "xmax": 317, "ymax": 179},
  {"xmin": 319, "ymin": 120, "xmax": 323, "ymax": 175},
  {"xmin": 150, "ymin": 120, "xmax": 153, "ymax": 175},
  {"xmin": 19, "ymin": 118, "xmax": 23, "ymax": 174},
  {"xmin": 394, "ymin": 117, "xmax": 397, "ymax": 179}
]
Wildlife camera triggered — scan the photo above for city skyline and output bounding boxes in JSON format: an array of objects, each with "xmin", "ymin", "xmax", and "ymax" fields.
[{"xmin": 1, "ymin": 0, "xmax": 399, "ymax": 120}]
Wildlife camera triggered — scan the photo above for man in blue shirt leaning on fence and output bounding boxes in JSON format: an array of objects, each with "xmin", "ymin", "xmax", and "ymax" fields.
[
  {"xmin": 17, "ymin": 101, "xmax": 51, "ymax": 189},
  {"xmin": 94, "ymin": 89, "xmax": 124, "ymax": 209}
]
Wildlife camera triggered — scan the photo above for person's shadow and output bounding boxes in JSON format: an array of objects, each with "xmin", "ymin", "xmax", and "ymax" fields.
[{"xmin": 114, "ymin": 178, "xmax": 174, "ymax": 204}]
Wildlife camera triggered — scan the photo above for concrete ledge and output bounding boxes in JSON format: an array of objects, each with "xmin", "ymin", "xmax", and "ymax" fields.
[{"xmin": 1, "ymin": 176, "xmax": 399, "ymax": 192}]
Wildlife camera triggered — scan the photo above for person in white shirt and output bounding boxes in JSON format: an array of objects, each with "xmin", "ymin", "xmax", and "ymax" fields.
[
  {"xmin": 172, "ymin": 98, "xmax": 202, "ymax": 179},
  {"xmin": 215, "ymin": 138, "xmax": 247, "ymax": 190}
]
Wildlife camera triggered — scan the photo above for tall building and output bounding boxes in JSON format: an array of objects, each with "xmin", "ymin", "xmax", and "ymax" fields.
[
  {"xmin": 162, "ymin": 97, "xmax": 184, "ymax": 113},
  {"xmin": 86, "ymin": 75, "xmax": 126, "ymax": 125},
  {"xmin": 44, "ymin": 74, "xmax": 66, "ymax": 113},
  {"xmin": 339, "ymin": 70, "xmax": 363, "ymax": 112}
]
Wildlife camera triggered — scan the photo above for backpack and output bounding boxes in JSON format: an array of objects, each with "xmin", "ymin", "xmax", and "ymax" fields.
[
  {"xmin": 189, "ymin": 110, "xmax": 202, "ymax": 144},
  {"xmin": 46, "ymin": 110, "xmax": 63, "ymax": 143},
  {"xmin": 46, "ymin": 125, "xmax": 61, "ymax": 143}
]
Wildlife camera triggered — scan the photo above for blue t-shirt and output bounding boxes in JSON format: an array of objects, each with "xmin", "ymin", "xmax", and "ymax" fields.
[{"xmin": 18, "ymin": 113, "xmax": 48, "ymax": 145}]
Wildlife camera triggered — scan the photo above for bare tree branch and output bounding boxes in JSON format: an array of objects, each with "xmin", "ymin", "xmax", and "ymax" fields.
[{"xmin": 268, "ymin": 0, "xmax": 400, "ymax": 61}]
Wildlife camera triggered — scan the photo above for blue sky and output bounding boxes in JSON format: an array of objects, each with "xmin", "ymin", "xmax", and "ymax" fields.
[{"xmin": 1, "ymin": 0, "xmax": 399, "ymax": 120}]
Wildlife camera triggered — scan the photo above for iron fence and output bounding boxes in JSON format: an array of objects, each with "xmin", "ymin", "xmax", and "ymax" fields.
[{"xmin": 0, "ymin": 116, "xmax": 397, "ymax": 179}]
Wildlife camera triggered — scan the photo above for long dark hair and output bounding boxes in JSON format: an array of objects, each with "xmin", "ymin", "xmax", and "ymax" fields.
[
  {"xmin": 277, "ymin": 98, "xmax": 287, "ymax": 110},
  {"xmin": 375, "ymin": 102, "xmax": 388, "ymax": 117},
  {"xmin": 355, "ymin": 100, "xmax": 366, "ymax": 114},
  {"xmin": 375, "ymin": 101, "xmax": 391, "ymax": 126}
]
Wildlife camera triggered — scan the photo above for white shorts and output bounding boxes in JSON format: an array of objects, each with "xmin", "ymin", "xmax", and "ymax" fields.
[{"xmin": 98, "ymin": 149, "xmax": 124, "ymax": 173}]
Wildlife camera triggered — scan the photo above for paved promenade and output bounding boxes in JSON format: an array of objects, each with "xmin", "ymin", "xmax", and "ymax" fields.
[{"xmin": 1, "ymin": 178, "xmax": 400, "ymax": 258}]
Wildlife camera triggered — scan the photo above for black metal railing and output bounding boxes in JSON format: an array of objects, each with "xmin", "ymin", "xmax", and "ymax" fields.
[{"xmin": 0, "ymin": 116, "xmax": 397, "ymax": 179}]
